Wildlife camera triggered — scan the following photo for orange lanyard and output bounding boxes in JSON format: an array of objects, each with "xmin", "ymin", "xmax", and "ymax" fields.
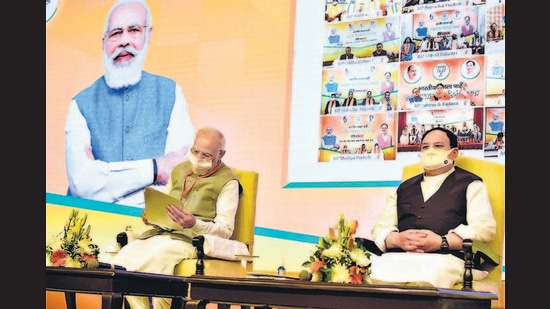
[{"xmin": 180, "ymin": 162, "xmax": 223, "ymax": 200}]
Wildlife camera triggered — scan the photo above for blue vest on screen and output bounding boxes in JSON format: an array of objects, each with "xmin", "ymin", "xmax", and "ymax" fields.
[
  {"xmin": 74, "ymin": 71, "xmax": 176, "ymax": 162},
  {"xmin": 395, "ymin": 167, "xmax": 481, "ymax": 236},
  {"xmin": 489, "ymin": 121, "xmax": 504, "ymax": 133},
  {"xmin": 322, "ymin": 135, "xmax": 337, "ymax": 146}
]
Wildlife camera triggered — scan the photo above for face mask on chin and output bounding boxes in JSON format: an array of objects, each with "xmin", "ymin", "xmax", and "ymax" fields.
[
  {"xmin": 421, "ymin": 148, "xmax": 454, "ymax": 171},
  {"xmin": 188, "ymin": 152, "xmax": 213, "ymax": 175}
]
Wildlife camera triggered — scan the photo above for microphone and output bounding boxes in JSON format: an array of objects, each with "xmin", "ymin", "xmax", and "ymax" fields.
[
  {"xmin": 86, "ymin": 261, "xmax": 126, "ymax": 270},
  {"xmin": 298, "ymin": 270, "xmax": 312, "ymax": 281},
  {"xmin": 86, "ymin": 259, "xmax": 99, "ymax": 269}
]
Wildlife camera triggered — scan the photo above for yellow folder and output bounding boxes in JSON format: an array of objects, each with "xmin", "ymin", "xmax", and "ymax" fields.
[{"xmin": 143, "ymin": 187, "xmax": 183, "ymax": 231}]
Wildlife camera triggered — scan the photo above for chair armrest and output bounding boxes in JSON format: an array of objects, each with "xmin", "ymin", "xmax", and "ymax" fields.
[
  {"xmin": 193, "ymin": 235, "xmax": 206, "ymax": 275},
  {"xmin": 191, "ymin": 235, "xmax": 251, "ymax": 275},
  {"xmin": 116, "ymin": 232, "xmax": 129, "ymax": 248},
  {"xmin": 116, "ymin": 230, "xmax": 140, "ymax": 248},
  {"xmin": 196, "ymin": 234, "xmax": 250, "ymax": 260},
  {"xmin": 462, "ymin": 238, "xmax": 500, "ymax": 292},
  {"xmin": 462, "ymin": 239, "xmax": 474, "ymax": 291}
]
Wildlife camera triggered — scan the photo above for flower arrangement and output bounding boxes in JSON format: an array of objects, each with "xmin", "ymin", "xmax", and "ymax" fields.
[
  {"xmin": 46, "ymin": 209, "xmax": 100, "ymax": 268},
  {"xmin": 301, "ymin": 214, "xmax": 371, "ymax": 284}
]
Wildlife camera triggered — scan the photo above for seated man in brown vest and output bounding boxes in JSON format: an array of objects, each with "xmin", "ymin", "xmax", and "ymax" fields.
[{"xmin": 111, "ymin": 127, "xmax": 242, "ymax": 309}]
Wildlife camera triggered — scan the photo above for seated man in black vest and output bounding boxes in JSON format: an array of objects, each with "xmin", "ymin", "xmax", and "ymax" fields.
[{"xmin": 368, "ymin": 127, "xmax": 496, "ymax": 289}]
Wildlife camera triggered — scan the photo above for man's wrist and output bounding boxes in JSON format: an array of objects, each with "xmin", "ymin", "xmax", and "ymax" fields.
[{"xmin": 440, "ymin": 235, "xmax": 449, "ymax": 252}]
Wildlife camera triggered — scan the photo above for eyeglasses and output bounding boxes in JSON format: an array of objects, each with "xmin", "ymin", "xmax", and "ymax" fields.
[
  {"xmin": 381, "ymin": 127, "xmax": 388, "ymax": 130},
  {"xmin": 106, "ymin": 25, "xmax": 148, "ymax": 42},
  {"xmin": 191, "ymin": 147, "xmax": 220, "ymax": 159}
]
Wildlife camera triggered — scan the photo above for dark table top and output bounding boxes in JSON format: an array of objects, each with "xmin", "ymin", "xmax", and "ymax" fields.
[
  {"xmin": 46, "ymin": 266, "xmax": 188, "ymax": 298},
  {"xmin": 184, "ymin": 275, "xmax": 497, "ymax": 309}
]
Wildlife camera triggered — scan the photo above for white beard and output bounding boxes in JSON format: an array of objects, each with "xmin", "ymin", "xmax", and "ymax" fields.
[{"xmin": 103, "ymin": 38, "xmax": 149, "ymax": 89}]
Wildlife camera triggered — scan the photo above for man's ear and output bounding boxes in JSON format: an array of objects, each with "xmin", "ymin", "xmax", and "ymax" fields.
[{"xmin": 449, "ymin": 147, "xmax": 459, "ymax": 160}]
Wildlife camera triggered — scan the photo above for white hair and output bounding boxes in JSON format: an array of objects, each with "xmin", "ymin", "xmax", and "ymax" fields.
[{"xmin": 103, "ymin": 0, "xmax": 152, "ymax": 38}]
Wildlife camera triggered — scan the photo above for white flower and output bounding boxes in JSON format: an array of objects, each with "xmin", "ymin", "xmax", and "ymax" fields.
[
  {"xmin": 323, "ymin": 244, "xmax": 344, "ymax": 258},
  {"xmin": 330, "ymin": 264, "xmax": 351, "ymax": 283},
  {"xmin": 350, "ymin": 247, "xmax": 371, "ymax": 267},
  {"xmin": 311, "ymin": 271, "xmax": 323, "ymax": 282}
]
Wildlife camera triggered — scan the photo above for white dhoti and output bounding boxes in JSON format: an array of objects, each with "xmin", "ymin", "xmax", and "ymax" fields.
[
  {"xmin": 110, "ymin": 234, "xmax": 196, "ymax": 309},
  {"xmin": 368, "ymin": 252, "xmax": 488, "ymax": 289}
]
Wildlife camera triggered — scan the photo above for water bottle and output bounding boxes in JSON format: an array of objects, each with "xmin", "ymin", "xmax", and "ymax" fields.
[{"xmin": 277, "ymin": 260, "xmax": 286, "ymax": 276}]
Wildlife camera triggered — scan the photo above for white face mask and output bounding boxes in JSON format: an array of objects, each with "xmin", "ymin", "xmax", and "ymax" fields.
[
  {"xmin": 188, "ymin": 152, "xmax": 213, "ymax": 175},
  {"xmin": 421, "ymin": 148, "xmax": 454, "ymax": 170}
]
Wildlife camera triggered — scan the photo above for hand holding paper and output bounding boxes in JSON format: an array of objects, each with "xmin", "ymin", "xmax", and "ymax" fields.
[{"xmin": 166, "ymin": 205, "xmax": 196, "ymax": 228}]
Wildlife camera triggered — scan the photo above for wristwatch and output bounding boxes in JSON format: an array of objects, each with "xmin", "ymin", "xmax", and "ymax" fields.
[{"xmin": 440, "ymin": 235, "xmax": 449, "ymax": 252}]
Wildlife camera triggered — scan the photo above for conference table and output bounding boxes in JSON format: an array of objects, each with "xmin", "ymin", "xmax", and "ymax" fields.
[
  {"xmin": 184, "ymin": 275, "xmax": 497, "ymax": 309},
  {"xmin": 45, "ymin": 266, "xmax": 188, "ymax": 309},
  {"xmin": 46, "ymin": 267, "xmax": 497, "ymax": 309}
]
